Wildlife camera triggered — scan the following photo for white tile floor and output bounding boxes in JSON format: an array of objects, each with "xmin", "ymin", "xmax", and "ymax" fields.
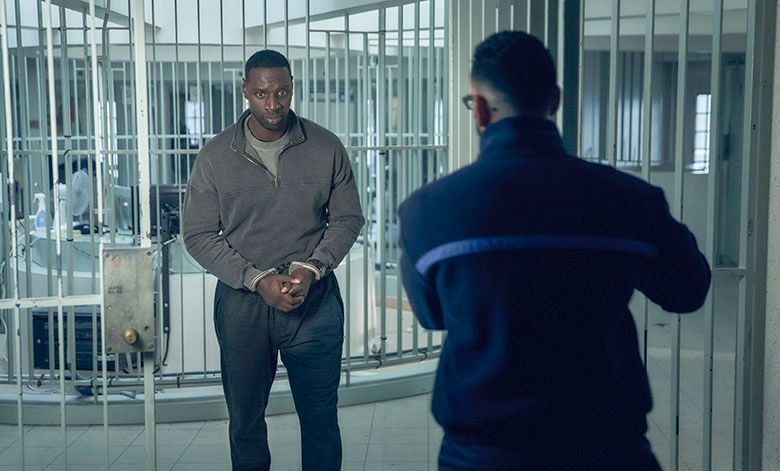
[
  {"xmin": 0, "ymin": 395, "xmax": 444, "ymax": 470},
  {"xmin": 0, "ymin": 273, "xmax": 740, "ymax": 470},
  {"xmin": 0, "ymin": 387, "xmax": 736, "ymax": 471}
]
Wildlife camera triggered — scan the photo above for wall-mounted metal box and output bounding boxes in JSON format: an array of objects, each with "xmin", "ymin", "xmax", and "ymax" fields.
[{"xmin": 102, "ymin": 247, "xmax": 155, "ymax": 354}]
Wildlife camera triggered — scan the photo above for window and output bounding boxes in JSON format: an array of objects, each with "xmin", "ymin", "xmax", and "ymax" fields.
[{"xmin": 692, "ymin": 93, "xmax": 712, "ymax": 172}]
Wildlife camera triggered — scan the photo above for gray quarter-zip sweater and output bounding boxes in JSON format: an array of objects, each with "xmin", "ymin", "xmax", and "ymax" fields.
[{"xmin": 183, "ymin": 109, "xmax": 365, "ymax": 290}]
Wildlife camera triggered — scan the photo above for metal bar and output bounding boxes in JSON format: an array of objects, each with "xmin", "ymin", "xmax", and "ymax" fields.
[
  {"xmin": 575, "ymin": 0, "xmax": 584, "ymax": 155},
  {"xmin": 208, "ymin": 62, "xmax": 213, "ymax": 139},
  {"xmin": 344, "ymin": 15, "xmax": 351, "ymax": 385},
  {"xmin": 396, "ymin": 0, "xmax": 406, "ymax": 359},
  {"xmin": 87, "ymin": 14, "xmax": 108, "ymax": 456},
  {"xmin": 701, "ymin": 1, "xmax": 724, "ymax": 468},
  {"xmin": 143, "ymin": 350, "xmax": 156, "ymax": 469},
  {"xmin": 59, "ymin": 6, "xmax": 80, "ymax": 386},
  {"xmin": 14, "ymin": 0, "xmax": 36, "ymax": 384},
  {"xmin": 734, "ymin": 0, "xmax": 762, "ymax": 468},
  {"xmin": 467, "ymin": 0, "xmax": 480, "ymax": 157},
  {"xmin": 605, "ymin": 0, "xmax": 620, "ymax": 166},
  {"xmin": 361, "ymin": 35, "xmax": 370, "ymax": 362},
  {"xmin": 670, "ymin": 1, "xmax": 691, "ymax": 469},
  {"xmin": 561, "ymin": 0, "xmax": 580, "ymax": 154},
  {"xmin": 313, "ymin": 55, "xmax": 318, "ymax": 121},
  {"xmin": 411, "ymin": 0, "xmax": 424, "ymax": 355},
  {"xmin": 639, "ymin": 0, "xmax": 656, "ymax": 370},
  {"xmin": 196, "ymin": 0, "xmax": 208, "ymax": 377},
  {"xmin": 45, "ymin": 0, "xmax": 68, "ymax": 456},
  {"xmin": 133, "ymin": 0, "xmax": 152, "ymax": 250},
  {"xmin": 377, "ymin": 9, "xmax": 387, "ymax": 362},
  {"xmin": 326, "ymin": 32, "xmax": 331, "ymax": 129},
  {"xmin": 102, "ymin": 14, "xmax": 116, "ymax": 246},
  {"xmin": 263, "ymin": 0, "xmax": 267, "ymax": 49},
  {"xmin": 239, "ymin": 0, "xmax": 245, "ymax": 105},
  {"xmin": 220, "ymin": 0, "xmax": 225, "ymax": 130},
  {"xmin": 0, "ymin": 0, "xmax": 25, "ymax": 464},
  {"xmin": 305, "ymin": 0, "xmax": 310, "ymax": 118},
  {"xmin": 284, "ymin": 0, "xmax": 289, "ymax": 58},
  {"xmin": 432, "ymin": 0, "xmax": 447, "ymax": 352},
  {"xmin": 617, "ymin": 53, "xmax": 625, "ymax": 162},
  {"xmin": 43, "ymin": 0, "xmax": 69, "ymax": 465},
  {"xmin": 35, "ymin": 11, "xmax": 55, "ymax": 386},
  {"xmin": 130, "ymin": 0, "xmax": 156, "ymax": 467},
  {"xmin": 449, "ymin": 0, "xmax": 467, "ymax": 171},
  {"xmin": 79, "ymin": 1, "xmax": 99, "ymax": 408}
]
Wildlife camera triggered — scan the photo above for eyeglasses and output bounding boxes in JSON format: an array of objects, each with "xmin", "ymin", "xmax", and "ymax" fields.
[
  {"xmin": 462, "ymin": 94, "xmax": 475, "ymax": 110},
  {"xmin": 462, "ymin": 94, "xmax": 498, "ymax": 112}
]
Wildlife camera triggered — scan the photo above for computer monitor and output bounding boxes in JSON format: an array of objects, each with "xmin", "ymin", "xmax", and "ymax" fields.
[
  {"xmin": 129, "ymin": 184, "xmax": 187, "ymax": 238},
  {"xmin": 151, "ymin": 184, "xmax": 186, "ymax": 237}
]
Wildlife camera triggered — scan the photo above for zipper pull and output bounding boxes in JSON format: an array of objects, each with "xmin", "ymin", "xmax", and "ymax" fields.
[{"xmin": 273, "ymin": 176, "xmax": 279, "ymax": 187}]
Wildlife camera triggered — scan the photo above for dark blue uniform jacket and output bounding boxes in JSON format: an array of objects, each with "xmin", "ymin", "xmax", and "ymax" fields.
[{"xmin": 398, "ymin": 117, "xmax": 711, "ymax": 449}]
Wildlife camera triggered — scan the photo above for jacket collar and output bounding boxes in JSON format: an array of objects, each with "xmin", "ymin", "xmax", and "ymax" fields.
[
  {"xmin": 478, "ymin": 116, "xmax": 569, "ymax": 161},
  {"xmin": 231, "ymin": 109, "xmax": 306, "ymax": 154}
]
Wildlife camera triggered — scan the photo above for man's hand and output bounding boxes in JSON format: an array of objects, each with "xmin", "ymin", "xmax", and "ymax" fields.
[
  {"xmin": 256, "ymin": 274, "xmax": 304, "ymax": 312},
  {"xmin": 287, "ymin": 267, "xmax": 315, "ymax": 300}
]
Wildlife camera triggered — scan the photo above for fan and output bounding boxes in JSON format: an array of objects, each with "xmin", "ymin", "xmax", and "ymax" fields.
[
  {"xmin": 56, "ymin": 170, "xmax": 91, "ymax": 230},
  {"xmin": 70, "ymin": 170, "xmax": 90, "ymax": 218}
]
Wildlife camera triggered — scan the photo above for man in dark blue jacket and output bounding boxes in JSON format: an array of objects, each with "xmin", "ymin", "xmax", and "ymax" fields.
[{"xmin": 398, "ymin": 31, "xmax": 710, "ymax": 470}]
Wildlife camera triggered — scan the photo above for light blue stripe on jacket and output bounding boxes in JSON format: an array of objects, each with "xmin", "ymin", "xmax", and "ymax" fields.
[{"xmin": 415, "ymin": 234, "xmax": 659, "ymax": 275}]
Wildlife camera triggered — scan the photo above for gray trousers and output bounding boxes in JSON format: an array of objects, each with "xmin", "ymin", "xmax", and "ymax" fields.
[{"xmin": 214, "ymin": 273, "xmax": 344, "ymax": 471}]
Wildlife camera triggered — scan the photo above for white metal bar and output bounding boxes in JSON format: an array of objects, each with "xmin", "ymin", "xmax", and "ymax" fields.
[
  {"xmin": 734, "ymin": 0, "xmax": 760, "ymax": 468},
  {"xmin": 43, "ymin": 2, "xmax": 68, "ymax": 465},
  {"xmin": 468, "ymin": 0, "xmax": 480, "ymax": 157},
  {"xmin": 0, "ymin": 0, "xmax": 25, "ymax": 464},
  {"xmin": 143, "ymin": 350, "xmax": 156, "ymax": 469},
  {"xmin": 284, "ymin": 0, "xmax": 289, "ymax": 58},
  {"xmin": 263, "ymin": 0, "xmax": 267, "ymax": 49},
  {"xmin": 396, "ymin": 0, "xmax": 405, "ymax": 359},
  {"xmin": 59, "ymin": 6, "xmax": 80, "ymax": 384},
  {"xmin": 326, "ymin": 32, "xmax": 331, "ymax": 129},
  {"xmin": 87, "ymin": 2, "xmax": 110, "ymax": 466},
  {"xmin": 343, "ymin": 14, "xmax": 351, "ymax": 384},
  {"xmin": 0, "ymin": 294, "xmax": 103, "ymax": 310},
  {"xmin": 670, "ymin": 1, "xmax": 691, "ymax": 470},
  {"xmin": 130, "ymin": 0, "xmax": 156, "ymax": 467},
  {"xmin": 377, "ymin": 8, "xmax": 387, "ymax": 362},
  {"xmin": 305, "ymin": 0, "xmax": 310, "ymax": 117},
  {"xmin": 638, "ymin": 0, "xmax": 656, "ymax": 371},
  {"xmin": 701, "ymin": 1, "xmax": 724, "ymax": 468},
  {"xmin": 575, "ymin": 0, "xmax": 584, "ymax": 156},
  {"xmin": 361, "ymin": 34, "xmax": 370, "ymax": 362},
  {"xmin": 605, "ymin": 0, "xmax": 620, "ymax": 166},
  {"xmin": 132, "ymin": 0, "xmax": 151, "ymax": 249}
]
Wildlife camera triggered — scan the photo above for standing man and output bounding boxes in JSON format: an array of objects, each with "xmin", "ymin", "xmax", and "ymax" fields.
[
  {"xmin": 183, "ymin": 49, "xmax": 364, "ymax": 471},
  {"xmin": 399, "ymin": 31, "xmax": 711, "ymax": 470}
]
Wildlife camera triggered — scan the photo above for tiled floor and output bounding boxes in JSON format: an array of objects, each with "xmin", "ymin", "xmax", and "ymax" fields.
[
  {"xmin": 0, "ymin": 388, "xmax": 735, "ymax": 471},
  {"xmin": 0, "ymin": 395, "xmax": 444, "ymax": 470},
  {"xmin": 0, "ymin": 273, "xmax": 740, "ymax": 470}
]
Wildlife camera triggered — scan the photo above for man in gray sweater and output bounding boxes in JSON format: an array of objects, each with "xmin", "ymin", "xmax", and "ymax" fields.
[{"xmin": 183, "ymin": 49, "xmax": 365, "ymax": 471}]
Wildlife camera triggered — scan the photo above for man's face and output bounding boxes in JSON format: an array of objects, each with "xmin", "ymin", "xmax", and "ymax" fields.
[{"xmin": 242, "ymin": 66, "xmax": 293, "ymax": 140}]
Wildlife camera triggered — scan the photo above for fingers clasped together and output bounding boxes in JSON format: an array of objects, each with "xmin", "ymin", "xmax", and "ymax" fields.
[{"xmin": 254, "ymin": 267, "xmax": 315, "ymax": 312}]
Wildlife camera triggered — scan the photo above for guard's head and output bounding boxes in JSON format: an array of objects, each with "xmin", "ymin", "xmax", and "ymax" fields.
[{"xmin": 467, "ymin": 31, "xmax": 560, "ymax": 133}]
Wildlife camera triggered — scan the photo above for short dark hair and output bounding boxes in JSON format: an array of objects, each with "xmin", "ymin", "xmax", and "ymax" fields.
[
  {"xmin": 471, "ymin": 31, "xmax": 557, "ymax": 115},
  {"xmin": 244, "ymin": 49, "xmax": 292, "ymax": 78}
]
